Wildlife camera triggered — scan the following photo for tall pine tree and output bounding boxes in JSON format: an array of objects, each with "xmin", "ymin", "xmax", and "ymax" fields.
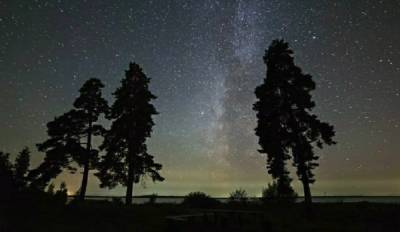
[
  {"xmin": 254, "ymin": 40, "xmax": 296, "ymax": 198},
  {"xmin": 254, "ymin": 40, "xmax": 336, "ymax": 210},
  {"xmin": 96, "ymin": 62, "xmax": 163, "ymax": 205},
  {"xmin": 73, "ymin": 78, "xmax": 108, "ymax": 200},
  {"xmin": 31, "ymin": 78, "xmax": 108, "ymax": 200}
]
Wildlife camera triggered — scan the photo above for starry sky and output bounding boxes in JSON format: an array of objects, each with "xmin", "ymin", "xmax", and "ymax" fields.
[{"xmin": 1, "ymin": 0, "xmax": 400, "ymax": 197}]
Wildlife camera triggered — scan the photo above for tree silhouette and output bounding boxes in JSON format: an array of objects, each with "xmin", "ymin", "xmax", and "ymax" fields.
[
  {"xmin": 14, "ymin": 147, "xmax": 31, "ymax": 190},
  {"xmin": 31, "ymin": 78, "xmax": 108, "ymax": 200},
  {"xmin": 229, "ymin": 188, "xmax": 248, "ymax": 204},
  {"xmin": 29, "ymin": 110, "xmax": 84, "ymax": 190},
  {"xmin": 47, "ymin": 183, "xmax": 55, "ymax": 195},
  {"xmin": 54, "ymin": 181, "xmax": 68, "ymax": 204},
  {"xmin": 73, "ymin": 78, "xmax": 109, "ymax": 200},
  {"xmin": 261, "ymin": 181, "xmax": 297, "ymax": 203},
  {"xmin": 96, "ymin": 62, "xmax": 164, "ymax": 205},
  {"xmin": 254, "ymin": 40, "xmax": 336, "ymax": 210},
  {"xmin": 0, "ymin": 148, "xmax": 33, "ymax": 205},
  {"xmin": 253, "ymin": 41, "xmax": 296, "ymax": 198},
  {"xmin": 0, "ymin": 151, "xmax": 15, "ymax": 200}
]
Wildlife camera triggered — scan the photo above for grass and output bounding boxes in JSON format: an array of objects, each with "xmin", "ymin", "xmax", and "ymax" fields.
[{"xmin": 3, "ymin": 200, "xmax": 400, "ymax": 232}]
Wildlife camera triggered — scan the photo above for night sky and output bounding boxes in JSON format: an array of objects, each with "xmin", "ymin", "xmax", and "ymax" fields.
[{"xmin": 1, "ymin": 0, "xmax": 399, "ymax": 197}]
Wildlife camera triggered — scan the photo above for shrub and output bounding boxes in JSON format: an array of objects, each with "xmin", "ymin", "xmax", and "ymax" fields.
[
  {"xmin": 229, "ymin": 188, "xmax": 248, "ymax": 204},
  {"xmin": 262, "ymin": 182, "xmax": 278, "ymax": 200},
  {"xmin": 182, "ymin": 191, "xmax": 219, "ymax": 208},
  {"xmin": 261, "ymin": 181, "xmax": 297, "ymax": 204}
]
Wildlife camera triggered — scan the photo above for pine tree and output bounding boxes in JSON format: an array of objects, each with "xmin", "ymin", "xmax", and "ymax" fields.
[
  {"xmin": 254, "ymin": 40, "xmax": 295, "ymax": 198},
  {"xmin": 0, "ymin": 148, "xmax": 32, "ymax": 201},
  {"xmin": 14, "ymin": 147, "xmax": 31, "ymax": 189},
  {"xmin": 31, "ymin": 78, "xmax": 108, "ymax": 200},
  {"xmin": 0, "ymin": 151, "xmax": 14, "ymax": 199},
  {"xmin": 254, "ymin": 40, "xmax": 336, "ymax": 210},
  {"xmin": 96, "ymin": 62, "xmax": 164, "ymax": 205},
  {"xmin": 73, "ymin": 78, "xmax": 108, "ymax": 200},
  {"xmin": 29, "ymin": 110, "xmax": 84, "ymax": 190}
]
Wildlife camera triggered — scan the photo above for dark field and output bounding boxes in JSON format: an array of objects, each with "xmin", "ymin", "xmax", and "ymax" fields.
[{"xmin": 2, "ymin": 201, "xmax": 400, "ymax": 232}]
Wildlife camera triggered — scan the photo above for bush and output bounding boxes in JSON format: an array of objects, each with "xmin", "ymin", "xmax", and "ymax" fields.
[
  {"xmin": 182, "ymin": 192, "xmax": 219, "ymax": 208},
  {"xmin": 261, "ymin": 181, "xmax": 297, "ymax": 204},
  {"xmin": 262, "ymin": 182, "xmax": 278, "ymax": 200},
  {"xmin": 228, "ymin": 188, "xmax": 248, "ymax": 204}
]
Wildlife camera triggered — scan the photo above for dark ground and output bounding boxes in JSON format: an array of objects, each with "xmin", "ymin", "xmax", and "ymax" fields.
[{"xmin": 2, "ymin": 201, "xmax": 400, "ymax": 232}]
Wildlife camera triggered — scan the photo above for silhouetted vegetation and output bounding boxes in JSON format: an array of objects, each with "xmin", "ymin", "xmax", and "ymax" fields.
[
  {"xmin": 55, "ymin": 182, "xmax": 69, "ymax": 204},
  {"xmin": 29, "ymin": 78, "xmax": 108, "ymax": 201},
  {"xmin": 254, "ymin": 39, "xmax": 336, "ymax": 211},
  {"xmin": 13, "ymin": 147, "xmax": 31, "ymax": 189},
  {"xmin": 0, "ymin": 149, "xmax": 70, "ymax": 231},
  {"xmin": 0, "ymin": 148, "xmax": 71, "ymax": 204},
  {"xmin": 228, "ymin": 188, "xmax": 248, "ymax": 204},
  {"xmin": 0, "ymin": 150, "xmax": 20, "ymax": 202},
  {"xmin": 1, "ymin": 40, "xmax": 375, "ymax": 232},
  {"xmin": 261, "ymin": 181, "xmax": 297, "ymax": 204},
  {"xmin": 73, "ymin": 78, "xmax": 109, "ymax": 200},
  {"xmin": 46, "ymin": 183, "xmax": 56, "ymax": 195},
  {"xmin": 3, "ymin": 199, "xmax": 400, "ymax": 232},
  {"xmin": 96, "ymin": 62, "xmax": 164, "ymax": 205},
  {"xmin": 182, "ymin": 192, "xmax": 220, "ymax": 208},
  {"xmin": 0, "ymin": 148, "xmax": 33, "ymax": 197},
  {"xmin": 44, "ymin": 182, "xmax": 69, "ymax": 206}
]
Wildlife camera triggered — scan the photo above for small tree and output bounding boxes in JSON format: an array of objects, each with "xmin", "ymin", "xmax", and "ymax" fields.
[
  {"xmin": 0, "ymin": 148, "xmax": 33, "ymax": 202},
  {"xmin": 13, "ymin": 147, "xmax": 31, "ymax": 189},
  {"xmin": 229, "ymin": 188, "xmax": 248, "ymax": 204},
  {"xmin": 54, "ymin": 182, "xmax": 68, "ymax": 205},
  {"xmin": 0, "ymin": 148, "xmax": 32, "ymax": 192},
  {"xmin": 96, "ymin": 63, "xmax": 164, "ymax": 205},
  {"xmin": 254, "ymin": 40, "xmax": 336, "ymax": 211}
]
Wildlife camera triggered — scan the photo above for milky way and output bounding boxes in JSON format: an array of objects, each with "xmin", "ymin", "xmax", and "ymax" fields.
[{"xmin": 1, "ymin": 0, "xmax": 400, "ymax": 196}]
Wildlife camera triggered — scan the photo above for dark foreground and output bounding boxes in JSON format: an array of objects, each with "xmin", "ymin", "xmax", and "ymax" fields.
[{"xmin": 2, "ymin": 201, "xmax": 400, "ymax": 232}]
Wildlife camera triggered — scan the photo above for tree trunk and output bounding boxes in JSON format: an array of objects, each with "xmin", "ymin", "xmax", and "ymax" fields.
[
  {"xmin": 126, "ymin": 137, "xmax": 135, "ymax": 205},
  {"xmin": 79, "ymin": 161, "xmax": 90, "ymax": 201},
  {"xmin": 79, "ymin": 119, "xmax": 92, "ymax": 201},
  {"xmin": 125, "ymin": 157, "xmax": 134, "ymax": 205},
  {"xmin": 126, "ymin": 124, "xmax": 136, "ymax": 205},
  {"xmin": 300, "ymin": 168, "xmax": 313, "ymax": 213}
]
